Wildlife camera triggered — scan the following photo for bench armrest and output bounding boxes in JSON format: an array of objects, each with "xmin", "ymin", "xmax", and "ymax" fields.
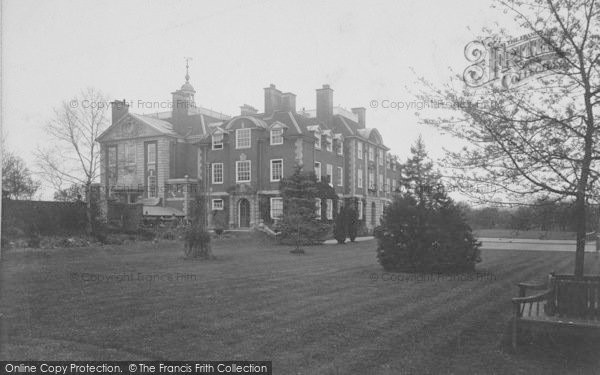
[
  {"xmin": 517, "ymin": 281, "xmax": 548, "ymax": 297},
  {"xmin": 512, "ymin": 289, "xmax": 553, "ymax": 304}
]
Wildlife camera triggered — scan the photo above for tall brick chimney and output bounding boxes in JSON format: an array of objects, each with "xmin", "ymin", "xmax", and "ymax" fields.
[
  {"xmin": 281, "ymin": 92, "xmax": 296, "ymax": 113},
  {"xmin": 351, "ymin": 107, "xmax": 366, "ymax": 129},
  {"xmin": 240, "ymin": 104, "xmax": 258, "ymax": 116},
  {"xmin": 264, "ymin": 84, "xmax": 282, "ymax": 115},
  {"xmin": 316, "ymin": 84, "xmax": 333, "ymax": 126},
  {"xmin": 111, "ymin": 99, "xmax": 129, "ymax": 124}
]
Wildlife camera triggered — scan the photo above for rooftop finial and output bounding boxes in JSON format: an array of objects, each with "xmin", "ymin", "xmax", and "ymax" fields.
[{"xmin": 184, "ymin": 56, "xmax": 192, "ymax": 83}]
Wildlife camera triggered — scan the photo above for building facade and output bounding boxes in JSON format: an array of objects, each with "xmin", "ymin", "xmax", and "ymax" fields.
[{"xmin": 97, "ymin": 73, "xmax": 401, "ymax": 232}]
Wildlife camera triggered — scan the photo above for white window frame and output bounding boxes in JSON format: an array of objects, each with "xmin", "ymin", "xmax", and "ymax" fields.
[
  {"xmin": 337, "ymin": 167, "xmax": 343, "ymax": 187},
  {"xmin": 357, "ymin": 168, "xmax": 363, "ymax": 188},
  {"xmin": 326, "ymin": 164, "xmax": 333, "ymax": 186},
  {"xmin": 369, "ymin": 171, "xmax": 375, "ymax": 190},
  {"xmin": 358, "ymin": 200, "xmax": 363, "ymax": 220},
  {"xmin": 270, "ymin": 197, "xmax": 283, "ymax": 220},
  {"xmin": 212, "ymin": 163, "xmax": 223, "ymax": 184},
  {"xmin": 315, "ymin": 133, "xmax": 322, "ymax": 149},
  {"xmin": 325, "ymin": 136, "xmax": 333, "ymax": 152},
  {"xmin": 236, "ymin": 128, "xmax": 251, "ymax": 149},
  {"xmin": 379, "ymin": 174, "xmax": 383, "ymax": 192},
  {"xmin": 315, "ymin": 198, "xmax": 322, "ymax": 219},
  {"xmin": 212, "ymin": 199, "xmax": 224, "ymax": 210},
  {"xmin": 270, "ymin": 128, "xmax": 283, "ymax": 145},
  {"xmin": 357, "ymin": 141, "xmax": 363, "ymax": 160},
  {"xmin": 337, "ymin": 140, "xmax": 343, "ymax": 156},
  {"xmin": 270, "ymin": 159, "xmax": 283, "ymax": 182},
  {"xmin": 326, "ymin": 199, "xmax": 333, "ymax": 220},
  {"xmin": 236, "ymin": 160, "xmax": 251, "ymax": 182},
  {"xmin": 212, "ymin": 133, "xmax": 224, "ymax": 150},
  {"xmin": 314, "ymin": 161, "xmax": 321, "ymax": 182}
]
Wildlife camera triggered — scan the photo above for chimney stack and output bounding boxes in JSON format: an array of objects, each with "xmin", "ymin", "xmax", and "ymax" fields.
[
  {"xmin": 351, "ymin": 107, "xmax": 366, "ymax": 129},
  {"xmin": 281, "ymin": 92, "xmax": 297, "ymax": 113},
  {"xmin": 264, "ymin": 84, "xmax": 282, "ymax": 114},
  {"xmin": 111, "ymin": 99, "xmax": 129, "ymax": 124},
  {"xmin": 316, "ymin": 84, "xmax": 333, "ymax": 126},
  {"xmin": 240, "ymin": 104, "xmax": 258, "ymax": 116}
]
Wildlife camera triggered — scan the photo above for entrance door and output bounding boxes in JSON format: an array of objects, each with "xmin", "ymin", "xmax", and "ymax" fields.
[{"xmin": 239, "ymin": 199, "xmax": 250, "ymax": 228}]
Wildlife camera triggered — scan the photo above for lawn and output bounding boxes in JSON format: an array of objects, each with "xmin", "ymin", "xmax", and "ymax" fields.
[{"xmin": 1, "ymin": 233, "xmax": 600, "ymax": 374}]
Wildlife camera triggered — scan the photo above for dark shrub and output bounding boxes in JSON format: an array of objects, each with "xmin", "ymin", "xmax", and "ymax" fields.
[
  {"xmin": 333, "ymin": 210, "xmax": 347, "ymax": 244},
  {"xmin": 345, "ymin": 206, "xmax": 359, "ymax": 242},
  {"xmin": 136, "ymin": 228, "xmax": 155, "ymax": 241},
  {"xmin": 183, "ymin": 225, "xmax": 212, "ymax": 258},
  {"xmin": 375, "ymin": 195, "xmax": 481, "ymax": 273}
]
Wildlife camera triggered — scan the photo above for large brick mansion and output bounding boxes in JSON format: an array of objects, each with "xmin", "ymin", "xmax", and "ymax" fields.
[{"xmin": 97, "ymin": 71, "xmax": 401, "ymax": 231}]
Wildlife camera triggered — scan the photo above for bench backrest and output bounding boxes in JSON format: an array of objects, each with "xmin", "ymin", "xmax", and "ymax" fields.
[{"xmin": 549, "ymin": 275, "xmax": 600, "ymax": 320}]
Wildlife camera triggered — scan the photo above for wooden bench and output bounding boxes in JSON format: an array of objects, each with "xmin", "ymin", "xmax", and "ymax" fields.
[{"xmin": 512, "ymin": 273, "xmax": 600, "ymax": 348}]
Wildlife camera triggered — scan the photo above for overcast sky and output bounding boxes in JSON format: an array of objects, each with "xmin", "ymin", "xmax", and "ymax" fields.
[{"xmin": 2, "ymin": 0, "xmax": 519, "ymax": 199}]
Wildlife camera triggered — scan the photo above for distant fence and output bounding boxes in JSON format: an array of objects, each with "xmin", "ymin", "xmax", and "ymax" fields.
[{"xmin": 1, "ymin": 198, "xmax": 87, "ymax": 237}]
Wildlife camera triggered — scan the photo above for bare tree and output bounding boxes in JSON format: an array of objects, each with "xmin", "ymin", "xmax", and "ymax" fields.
[
  {"xmin": 36, "ymin": 88, "xmax": 109, "ymax": 232},
  {"xmin": 416, "ymin": 0, "xmax": 600, "ymax": 278}
]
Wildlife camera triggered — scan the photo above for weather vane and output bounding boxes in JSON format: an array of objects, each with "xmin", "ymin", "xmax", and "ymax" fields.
[{"xmin": 184, "ymin": 56, "xmax": 193, "ymax": 82}]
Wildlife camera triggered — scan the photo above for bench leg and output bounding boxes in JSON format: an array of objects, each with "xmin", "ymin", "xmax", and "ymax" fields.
[{"xmin": 512, "ymin": 318, "xmax": 518, "ymax": 349}]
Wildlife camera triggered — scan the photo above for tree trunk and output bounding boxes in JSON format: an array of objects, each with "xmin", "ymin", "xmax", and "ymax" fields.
[
  {"xmin": 574, "ymin": 192, "xmax": 586, "ymax": 279},
  {"xmin": 85, "ymin": 182, "xmax": 93, "ymax": 235}
]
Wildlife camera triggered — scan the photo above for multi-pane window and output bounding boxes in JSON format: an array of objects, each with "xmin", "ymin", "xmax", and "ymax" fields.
[
  {"xmin": 212, "ymin": 163, "xmax": 223, "ymax": 184},
  {"xmin": 146, "ymin": 142, "xmax": 157, "ymax": 198},
  {"xmin": 270, "ymin": 159, "xmax": 283, "ymax": 182},
  {"xmin": 357, "ymin": 168, "xmax": 363, "ymax": 188},
  {"xmin": 379, "ymin": 150, "xmax": 384, "ymax": 166},
  {"xmin": 270, "ymin": 197, "xmax": 283, "ymax": 219},
  {"xmin": 212, "ymin": 199, "xmax": 224, "ymax": 210},
  {"xmin": 270, "ymin": 128, "xmax": 283, "ymax": 145},
  {"xmin": 337, "ymin": 167, "xmax": 343, "ymax": 187},
  {"xmin": 326, "ymin": 199, "xmax": 333, "ymax": 220},
  {"xmin": 357, "ymin": 200, "xmax": 363, "ymax": 220},
  {"xmin": 315, "ymin": 198, "xmax": 322, "ymax": 219},
  {"xmin": 326, "ymin": 164, "xmax": 333, "ymax": 186},
  {"xmin": 123, "ymin": 142, "xmax": 135, "ymax": 165},
  {"xmin": 212, "ymin": 133, "xmax": 223, "ymax": 150},
  {"xmin": 336, "ymin": 140, "xmax": 343, "ymax": 155},
  {"xmin": 236, "ymin": 128, "xmax": 251, "ymax": 149},
  {"xmin": 107, "ymin": 145, "xmax": 118, "ymax": 185},
  {"xmin": 325, "ymin": 136, "xmax": 333, "ymax": 152},
  {"xmin": 314, "ymin": 162, "xmax": 321, "ymax": 182},
  {"xmin": 236, "ymin": 160, "xmax": 251, "ymax": 182},
  {"xmin": 369, "ymin": 146, "xmax": 374, "ymax": 161},
  {"xmin": 357, "ymin": 142, "xmax": 363, "ymax": 159},
  {"xmin": 369, "ymin": 171, "xmax": 375, "ymax": 190},
  {"xmin": 315, "ymin": 133, "xmax": 322, "ymax": 149},
  {"xmin": 379, "ymin": 174, "xmax": 383, "ymax": 191}
]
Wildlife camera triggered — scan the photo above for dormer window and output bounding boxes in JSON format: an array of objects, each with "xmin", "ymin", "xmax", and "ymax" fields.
[
  {"xmin": 336, "ymin": 140, "xmax": 343, "ymax": 155},
  {"xmin": 315, "ymin": 134, "xmax": 322, "ymax": 149},
  {"xmin": 325, "ymin": 136, "xmax": 333, "ymax": 152},
  {"xmin": 270, "ymin": 128, "xmax": 284, "ymax": 145},
  {"xmin": 212, "ymin": 133, "xmax": 223, "ymax": 150},
  {"xmin": 236, "ymin": 128, "xmax": 251, "ymax": 149}
]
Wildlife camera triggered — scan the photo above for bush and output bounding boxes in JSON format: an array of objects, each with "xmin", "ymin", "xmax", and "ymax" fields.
[
  {"xmin": 375, "ymin": 195, "xmax": 481, "ymax": 273},
  {"xmin": 183, "ymin": 225, "xmax": 212, "ymax": 258},
  {"xmin": 136, "ymin": 228, "xmax": 155, "ymax": 241},
  {"xmin": 345, "ymin": 206, "xmax": 359, "ymax": 242},
  {"xmin": 333, "ymin": 210, "xmax": 347, "ymax": 244}
]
